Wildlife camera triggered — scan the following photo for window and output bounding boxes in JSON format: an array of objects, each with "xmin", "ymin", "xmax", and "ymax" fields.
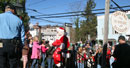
[{"xmin": 54, "ymin": 30, "xmax": 56, "ymax": 32}]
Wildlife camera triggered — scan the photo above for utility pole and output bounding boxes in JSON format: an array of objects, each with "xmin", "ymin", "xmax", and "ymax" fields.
[
  {"xmin": 102, "ymin": 0, "xmax": 110, "ymax": 68},
  {"xmin": 103, "ymin": 0, "xmax": 110, "ymax": 44}
]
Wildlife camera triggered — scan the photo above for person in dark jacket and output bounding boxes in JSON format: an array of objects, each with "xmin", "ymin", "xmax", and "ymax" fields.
[
  {"xmin": 112, "ymin": 35, "xmax": 130, "ymax": 68},
  {"xmin": 46, "ymin": 41, "xmax": 54, "ymax": 68}
]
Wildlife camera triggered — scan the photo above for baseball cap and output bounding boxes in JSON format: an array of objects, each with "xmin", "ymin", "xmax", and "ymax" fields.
[{"xmin": 5, "ymin": 3, "xmax": 15, "ymax": 10}]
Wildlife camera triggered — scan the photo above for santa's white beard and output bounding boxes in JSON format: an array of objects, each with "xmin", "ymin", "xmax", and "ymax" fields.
[{"xmin": 56, "ymin": 30, "xmax": 64, "ymax": 40}]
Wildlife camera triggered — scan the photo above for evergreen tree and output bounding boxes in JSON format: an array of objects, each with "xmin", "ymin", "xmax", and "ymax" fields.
[
  {"xmin": 74, "ymin": 17, "xmax": 80, "ymax": 42},
  {"xmin": 80, "ymin": 0, "xmax": 97, "ymax": 42}
]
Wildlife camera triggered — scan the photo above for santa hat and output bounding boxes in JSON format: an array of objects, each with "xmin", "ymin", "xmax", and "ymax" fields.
[{"xmin": 57, "ymin": 27, "xmax": 65, "ymax": 33}]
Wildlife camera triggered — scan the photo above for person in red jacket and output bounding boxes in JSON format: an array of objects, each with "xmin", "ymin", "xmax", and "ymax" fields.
[{"xmin": 52, "ymin": 27, "xmax": 70, "ymax": 68}]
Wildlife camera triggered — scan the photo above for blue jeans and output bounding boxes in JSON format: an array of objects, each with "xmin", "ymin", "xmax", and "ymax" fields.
[
  {"xmin": 41, "ymin": 53, "xmax": 46, "ymax": 68},
  {"xmin": 31, "ymin": 59, "xmax": 38, "ymax": 68},
  {"xmin": 97, "ymin": 64, "xmax": 101, "ymax": 68},
  {"xmin": 77, "ymin": 63, "xmax": 84, "ymax": 68},
  {"xmin": 47, "ymin": 58, "xmax": 54, "ymax": 68},
  {"xmin": 110, "ymin": 56, "xmax": 115, "ymax": 68}
]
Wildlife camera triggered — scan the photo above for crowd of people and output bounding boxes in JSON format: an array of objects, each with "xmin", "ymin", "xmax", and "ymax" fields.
[
  {"xmin": 22, "ymin": 34, "xmax": 55, "ymax": 68},
  {"xmin": 1, "ymin": 3, "xmax": 130, "ymax": 68},
  {"xmin": 21, "ymin": 33, "xmax": 130, "ymax": 68}
]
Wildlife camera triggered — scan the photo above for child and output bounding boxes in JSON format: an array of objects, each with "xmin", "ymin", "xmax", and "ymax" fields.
[
  {"xmin": 22, "ymin": 40, "xmax": 29, "ymax": 68},
  {"xmin": 31, "ymin": 36, "xmax": 42, "ymax": 68},
  {"xmin": 77, "ymin": 47, "xmax": 84, "ymax": 68},
  {"xmin": 27, "ymin": 39, "xmax": 33, "ymax": 68},
  {"xmin": 41, "ymin": 39, "xmax": 48, "ymax": 68}
]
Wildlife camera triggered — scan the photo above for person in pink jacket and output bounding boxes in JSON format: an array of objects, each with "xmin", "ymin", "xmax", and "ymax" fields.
[
  {"xmin": 31, "ymin": 36, "xmax": 42, "ymax": 68},
  {"xmin": 41, "ymin": 39, "xmax": 49, "ymax": 68}
]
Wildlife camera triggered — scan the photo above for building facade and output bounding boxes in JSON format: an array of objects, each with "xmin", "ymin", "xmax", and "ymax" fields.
[
  {"xmin": 29, "ymin": 24, "xmax": 59, "ymax": 44},
  {"xmin": 97, "ymin": 11, "xmax": 130, "ymax": 45},
  {"xmin": 29, "ymin": 23, "xmax": 74, "ymax": 44},
  {"xmin": 41, "ymin": 26, "xmax": 58, "ymax": 43},
  {"xmin": 29, "ymin": 23, "xmax": 40, "ymax": 37}
]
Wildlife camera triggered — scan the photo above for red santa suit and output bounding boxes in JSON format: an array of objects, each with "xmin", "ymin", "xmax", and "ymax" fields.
[{"xmin": 52, "ymin": 27, "xmax": 70, "ymax": 67}]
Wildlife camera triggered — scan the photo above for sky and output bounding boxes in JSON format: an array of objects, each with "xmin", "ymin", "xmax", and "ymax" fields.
[{"xmin": 25, "ymin": 0, "xmax": 130, "ymax": 26}]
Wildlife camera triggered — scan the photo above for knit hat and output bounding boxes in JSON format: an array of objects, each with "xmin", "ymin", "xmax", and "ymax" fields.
[{"xmin": 118, "ymin": 35, "xmax": 126, "ymax": 41}]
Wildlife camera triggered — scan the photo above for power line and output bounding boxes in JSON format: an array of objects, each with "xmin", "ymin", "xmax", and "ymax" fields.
[
  {"xmin": 27, "ymin": 5, "xmax": 130, "ymax": 19},
  {"xmin": 30, "ymin": 9, "xmax": 130, "ymax": 24},
  {"xmin": 26, "ymin": 8, "xmax": 44, "ymax": 14},
  {"xmin": 32, "ymin": 17, "xmax": 65, "ymax": 24},
  {"xmin": 28, "ymin": 0, "xmax": 46, "ymax": 7},
  {"xmin": 31, "ymin": 9, "xmax": 130, "ymax": 18},
  {"xmin": 26, "ymin": 0, "xmax": 85, "ymax": 17},
  {"xmin": 26, "ymin": 8, "xmax": 76, "ymax": 19},
  {"xmin": 111, "ymin": 0, "xmax": 125, "ymax": 12},
  {"xmin": 33, "ymin": 5, "xmax": 130, "ymax": 17},
  {"xmin": 38, "ymin": 0, "xmax": 84, "ymax": 10}
]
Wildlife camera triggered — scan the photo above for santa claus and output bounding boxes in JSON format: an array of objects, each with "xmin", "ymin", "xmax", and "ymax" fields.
[{"xmin": 52, "ymin": 27, "xmax": 70, "ymax": 67}]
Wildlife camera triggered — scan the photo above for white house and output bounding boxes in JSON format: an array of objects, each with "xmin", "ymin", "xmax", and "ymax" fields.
[
  {"xmin": 97, "ymin": 11, "xmax": 130, "ymax": 45},
  {"xmin": 29, "ymin": 22, "xmax": 73, "ymax": 44},
  {"xmin": 29, "ymin": 23, "xmax": 40, "ymax": 37},
  {"xmin": 41, "ymin": 26, "xmax": 58, "ymax": 43}
]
